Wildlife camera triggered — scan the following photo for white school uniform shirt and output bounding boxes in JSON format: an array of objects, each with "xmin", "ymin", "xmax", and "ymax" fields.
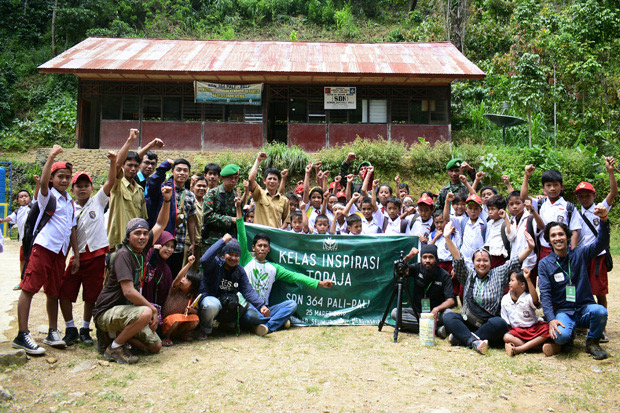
[
  {"xmin": 500, "ymin": 291, "xmax": 538, "ymax": 328},
  {"xmin": 383, "ymin": 216, "xmax": 403, "ymax": 235},
  {"xmin": 407, "ymin": 216, "xmax": 433, "ymax": 239},
  {"xmin": 570, "ymin": 199, "xmax": 611, "ymax": 256},
  {"xmin": 305, "ymin": 204, "xmax": 321, "ymax": 229},
  {"xmin": 332, "ymin": 219, "xmax": 348, "ymax": 234},
  {"xmin": 485, "ymin": 218, "xmax": 512, "ymax": 258},
  {"xmin": 34, "ymin": 187, "xmax": 75, "ymax": 255},
  {"xmin": 479, "ymin": 204, "xmax": 489, "ymax": 222},
  {"xmin": 7, "ymin": 204, "xmax": 31, "ymax": 242},
  {"xmin": 509, "ymin": 210, "xmax": 539, "ymax": 270},
  {"xmin": 432, "ymin": 233, "xmax": 454, "ymax": 262},
  {"xmin": 451, "ymin": 215, "xmax": 486, "ymax": 268},
  {"xmin": 531, "ymin": 197, "xmax": 575, "ymax": 248},
  {"xmin": 75, "ymin": 188, "xmax": 110, "ymax": 253},
  {"xmin": 361, "ymin": 211, "xmax": 384, "ymax": 235}
]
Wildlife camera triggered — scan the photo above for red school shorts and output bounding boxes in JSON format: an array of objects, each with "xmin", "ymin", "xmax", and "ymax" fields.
[
  {"xmin": 587, "ymin": 255, "xmax": 608, "ymax": 296},
  {"xmin": 59, "ymin": 254, "xmax": 106, "ymax": 304},
  {"xmin": 20, "ymin": 245, "xmax": 66, "ymax": 297}
]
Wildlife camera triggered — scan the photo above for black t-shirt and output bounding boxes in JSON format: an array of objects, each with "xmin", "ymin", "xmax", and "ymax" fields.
[
  {"xmin": 408, "ymin": 263, "xmax": 455, "ymax": 314},
  {"xmin": 92, "ymin": 233, "xmax": 153, "ymax": 321}
]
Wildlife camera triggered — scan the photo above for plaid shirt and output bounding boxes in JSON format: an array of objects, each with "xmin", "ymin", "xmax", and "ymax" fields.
[
  {"xmin": 453, "ymin": 255, "xmax": 521, "ymax": 316},
  {"xmin": 172, "ymin": 184, "xmax": 197, "ymax": 254}
]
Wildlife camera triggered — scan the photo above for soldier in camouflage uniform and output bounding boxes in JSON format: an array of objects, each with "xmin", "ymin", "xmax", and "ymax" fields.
[
  {"xmin": 434, "ymin": 158, "xmax": 478, "ymax": 213},
  {"xmin": 202, "ymin": 164, "xmax": 240, "ymax": 254}
]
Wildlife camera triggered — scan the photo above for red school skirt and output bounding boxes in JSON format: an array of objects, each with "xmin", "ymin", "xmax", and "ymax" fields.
[{"xmin": 509, "ymin": 321, "xmax": 550, "ymax": 341}]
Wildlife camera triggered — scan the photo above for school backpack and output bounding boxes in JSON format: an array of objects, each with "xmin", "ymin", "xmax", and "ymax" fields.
[
  {"xmin": 537, "ymin": 198, "xmax": 575, "ymax": 226},
  {"xmin": 20, "ymin": 197, "xmax": 57, "ymax": 276},
  {"xmin": 459, "ymin": 217, "xmax": 486, "ymax": 248},
  {"xmin": 499, "ymin": 214, "xmax": 537, "ymax": 257},
  {"xmin": 103, "ymin": 244, "xmax": 125, "ymax": 287}
]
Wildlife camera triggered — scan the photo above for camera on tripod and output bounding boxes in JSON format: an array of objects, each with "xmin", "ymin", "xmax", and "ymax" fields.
[{"xmin": 393, "ymin": 251, "xmax": 409, "ymax": 282}]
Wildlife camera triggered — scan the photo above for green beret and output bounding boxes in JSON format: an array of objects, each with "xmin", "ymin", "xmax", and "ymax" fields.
[
  {"xmin": 446, "ymin": 158, "xmax": 463, "ymax": 170},
  {"xmin": 358, "ymin": 161, "xmax": 371, "ymax": 172},
  {"xmin": 221, "ymin": 164, "xmax": 240, "ymax": 177}
]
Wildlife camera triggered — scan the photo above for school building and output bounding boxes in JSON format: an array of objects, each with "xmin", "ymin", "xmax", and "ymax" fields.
[{"xmin": 38, "ymin": 37, "xmax": 484, "ymax": 151}]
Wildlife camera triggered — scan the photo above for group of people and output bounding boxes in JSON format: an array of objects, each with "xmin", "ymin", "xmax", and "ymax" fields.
[{"xmin": 2, "ymin": 128, "xmax": 614, "ymax": 364}]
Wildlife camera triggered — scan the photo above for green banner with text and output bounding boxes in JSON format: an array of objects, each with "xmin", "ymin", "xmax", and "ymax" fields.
[{"xmin": 244, "ymin": 224, "xmax": 418, "ymax": 326}]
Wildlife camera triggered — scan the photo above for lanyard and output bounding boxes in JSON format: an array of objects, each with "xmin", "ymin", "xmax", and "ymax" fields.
[
  {"xmin": 556, "ymin": 260, "xmax": 572, "ymax": 284},
  {"xmin": 475, "ymin": 278, "xmax": 488, "ymax": 301},
  {"xmin": 423, "ymin": 280, "xmax": 433, "ymax": 298},
  {"xmin": 126, "ymin": 246, "xmax": 145, "ymax": 290}
]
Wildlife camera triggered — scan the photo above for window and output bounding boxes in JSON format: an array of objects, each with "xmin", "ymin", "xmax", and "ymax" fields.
[
  {"xmin": 102, "ymin": 95, "xmax": 121, "ymax": 120},
  {"xmin": 431, "ymin": 99, "xmax": 448, "ymax": 123},
  {"xmin": 122, "ymin": 96, "xmax": 140, "ymax": 120},
  {"xmin": 410, "ymin": 100, "xmax": 427, "ymax": 124},
  {"xmin": 289, "ymin": 98, "xmax": 307, "ymax": 123},
  {"xmin": 244, "ymin": 106, "xmax": 263, "ymax": 123},
  {"xmin": 328, "ymin": 109, "xmax": 348, "ymax": 124},
  {"xmin": 163, "ymin": 97, "xmax": 181, "ymax": 121},
  {"xmin": 143, "ymin": 96, "xmax": 161, "ymax": 121},
  {"xmin": 183, "ymin": 96, "xmax": 202, "ymax": 121},
  {"xmin": 225, "ymin": 105, "xmax": 244, "ymax": 122},
  {"xmin": 308, "ymin": 100, "xmax": 325, "ymax": 124},
  {"xmin": 368, "ymin": 100, "xmax": 387, "ymax": 123},
  {"xmin": 204, "ymin": 104, "xmax": 224, "ymax": 122},
  {"xmin": 391, "ymin": 100, "xmax": 408, "ymax": 124}
]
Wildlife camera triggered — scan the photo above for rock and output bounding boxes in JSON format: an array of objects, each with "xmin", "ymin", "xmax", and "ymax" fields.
[
  {"xmin": 46, "ymin": 357, "xmax": 57, "ymax": 364},
  {"xmin": 0, "ymin": 348, "xmax": 27, "ymax": 366},
  {"xmin": 37, "ymin": 325, "xmax": 49, "ymax": 334},
  {"xmin": 590, "ymin": 366, "xmax": 602, "ymax": 373},
  {"xmin": 0, "ymin": 386, "xmax": 13, "ymax": 401},
  {"xmin": 98, "ymin": 360, "xmax": 110, "ymax": 367},
  {"xmin": 68, "ymin": 392, "xmax": 85, "ymax": 398},
  {"xmin": 499, "ymin": 394, "xmax": 508, "ymax": 400},
  {"xmin": 70, "ymin": 360, "xmax": 93, "ymax": 373},
  {"xmin": 547, "ymin": 408, "xmax": 554, "ymax": 412}
]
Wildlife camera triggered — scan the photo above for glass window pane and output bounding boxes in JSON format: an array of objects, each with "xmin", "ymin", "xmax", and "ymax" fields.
[
  {"xmin": 102, "ymin": 95, "xmax": 121, "ymax": 120},
  {"xmin": 308, "ymin": 100, "xmax": 325, "ymax": 124},
  {"xmin": 368, "ymin": 100, "xmax": 387, "ymax": 123},
  {"xmin": 143, "ymin": 96, "xmax": 161, "ymax": 121},
  {"xmin": 183, "ymin": 96, "xmax": 202, "ymax": 121},
  {"xmin": 410, "ymin": 100, "xmax": 427, "ymax": 124},
  {"xmin": 163, "ymin": 97, "xmax": 181, "ymax": 121},
  {"xmin": 431, "ymin": 99, "xmax": 448, "ymax": 123},
  {"xmin": 289, "ymin": 98, "xmax": 307, "ymax": 123},
  {"xmin": 122, "ymin": 96, "xmax": 140, "ymax": 120},
  {"xmin": 245, "ymin": 106, "xmax": 263, "ymax": 123},
  {"xmin": 391, "ymin": 100, "xmax": 408, "ymax": 124},
  {"xmin": 204, "ymin": 104, "xmax": 223, "ymax": 122},
  {"xmin": 329, "ymin": 109, "xmax": 348, "ymax": 124},
  {"xmin": 225, "ymin": 105, "xmax": 244, "ymax": 122},
  {"xmin": 349, "ymin": 102, "xmax": 363, "ymax": 124}
]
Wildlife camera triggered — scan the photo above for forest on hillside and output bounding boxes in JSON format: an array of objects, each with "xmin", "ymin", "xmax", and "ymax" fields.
[{"xmin": 0, "ymin": 0, "xmax": 618, "ymax": 153}]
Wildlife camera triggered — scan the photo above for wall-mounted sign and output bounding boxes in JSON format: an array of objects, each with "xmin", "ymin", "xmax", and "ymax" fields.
[
  {"xmin": 324, "ymin": 87, "xmax": 356, "ymax": 110},
  {"xmin": 195, "ymin": 82, "xmax": 263, "ymax": 105}
]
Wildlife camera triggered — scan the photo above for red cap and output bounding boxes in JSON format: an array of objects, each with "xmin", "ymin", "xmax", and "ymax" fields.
[
  {"xmin": 417, "ymin": 196, "xmax": 434, "ymax": 206},
  {"xmin": 51, "ymin": 161, "xmax": 73, "ymax": 175},
  {"xmin": 336, "ymin": 191, "xmax": 346, "ymax": 199},
  {"xmin": 575, "ymin": 181, "xmax": 595, "ymax": 193},
  {"xmin": 71, "ymin": 171, "xmax": 92, "ymax": 186},
  {"xmin": 294, "ymin": 183, "xmax": 304, "ymax": 195},
  {"xmin": 466, "ymin": 194, "xmax": 483, "ymax": 206}
]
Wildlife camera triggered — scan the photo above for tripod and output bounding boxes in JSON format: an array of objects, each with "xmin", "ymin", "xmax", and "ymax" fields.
[{"xmin": 378, "ymin": 253, "xmax": 419, "ymax": 343}]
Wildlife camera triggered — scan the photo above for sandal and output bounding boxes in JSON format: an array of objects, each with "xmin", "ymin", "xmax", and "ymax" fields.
[{"xmin": 162, "ymin": 338, "xmax": 174, "ymax": 347}]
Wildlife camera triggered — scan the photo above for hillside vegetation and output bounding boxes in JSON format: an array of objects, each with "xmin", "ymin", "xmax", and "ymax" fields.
[{"xmin": 0, "ymin": 0, "xmax": 618, "ymax": 153}]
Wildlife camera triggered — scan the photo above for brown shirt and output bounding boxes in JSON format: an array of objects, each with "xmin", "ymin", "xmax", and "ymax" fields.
[
  {"xmin": 107, "ymin": 169, "xmax": 148, "ymax": 248},
  {"xmin": 162, "ymin": 287, "xmax": 191, "ymax": 318},
  {"xmin": 92, "ymin": 234, "xmax": 153, "ymax": 321},
  {"xmin": 252, "ymin": 186, "xmax": 289, "ymax": 228}
]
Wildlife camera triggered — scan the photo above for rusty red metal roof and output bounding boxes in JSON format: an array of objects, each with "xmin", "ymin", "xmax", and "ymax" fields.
[{"xmin": 39, "ymin": 37, "xmax": 485, "ymax": 84}]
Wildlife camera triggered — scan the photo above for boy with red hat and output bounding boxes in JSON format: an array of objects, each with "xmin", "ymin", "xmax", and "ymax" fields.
[
  {"xmin": 569, "ymin": 157, "xmax": 617, "ymax": 341},
  {"xmin": 444, "ymin": 192, "xmax": 487, "ymax": 269},
  {"xmin": 12, "ymin": 145, "xmax": 76, "ymax": 355},
  {"xmin": 58, "ymin": 150, "xmax": 119, "ymax": 346}
]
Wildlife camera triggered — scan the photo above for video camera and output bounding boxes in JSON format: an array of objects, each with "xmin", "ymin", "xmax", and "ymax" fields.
[{"xmin": 393, "ymin": 250, "xmax": 409, "ymax": 281}]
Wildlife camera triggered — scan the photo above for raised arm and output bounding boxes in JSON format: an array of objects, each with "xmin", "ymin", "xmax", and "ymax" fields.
[
  {"xmin": 443, "ymin": 192, "xmax": 455, "ymax": 222},
  {"xmin": 249, "ymin": 152, "xmax": 267, "ymax": 193},
  {"xmin": 302, "ymin": 162, "xmax": 312, "ymax": 204},
  {"xmin": 459, "ymin": 174, "xmax": 477, "ymax": 196},
  {"xmin": 443, "ymin": 222, "xmax": 461, "ymax": 260},
  {"xmin": 102, "ymin": 151, "xmax": 118, "ymax": 197},
  {"xmin": 371, "ymin": 178, "xmax": 380, "ymax": 212},
  {"xmin": 524, "ymin": 199, "xmax": 545, "ymax": 232},
  {"xmin": 137, "ymin": 138, "xmax": 164, "ymax": 160},
  {"xmin": 39, "ymin": 145, "xmax": 64, "ymax": 197},
  {"xmin": 33, "ymin": 175, "xmax": 40, "ymax": 200},
  {"xmin": 472, "ymin": 171, "xmax": 485, "ymax": 194},
  {"xmin": 604, "ymin": 156, "xmax": 618, "ymax": 206},
  {"xmin": 502, "ymin": 175, "xmax": 515, "ymax": 193},
  {"xmin": 320, "ymin": 190, "xmax": 329, "ymax": 215},
  {"xmin": 115, "ymin": 128, "xmax": 139, "ymax": 175},
  {"xmin": 523, "ymin": 268, "xmax": 538, "ymax": 306},
  {"xmin": 343, "ymin": 193, "xmax": 360, "ymax": 216},
  {"xmin": 360, "ymin": 166, "xmax": 373, "ymax": 197},
  {"xmin": 279, "ymin": 169, "xmax": 288, "ymax": 195},
  {"xmin": 345, "ymin": 174, "xmax": 354, "ymax": 201},
  {"xmin": 521, "ymin": 164, "xmax": 535, "ymax": 201},
  {"xmin": 518, "ymin": 232, "xmax": 535, "ymax": 263},
  {"xmin": 172, "ymin": 256, "xmax": 196, "ymax": 288}
]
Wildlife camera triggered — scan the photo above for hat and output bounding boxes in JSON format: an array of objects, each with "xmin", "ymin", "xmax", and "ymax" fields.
[
  {"xmin": 336, "ymin": 191, "xmax": 346, "ymax": 199},
  {"xmin": 403, "ymin": 196, "xmax": 414, "ymax": 205},
  {"xmin": 358, "ymin": 161, "xmax": 371, "ymax": 172},
  {"xmin": 220, "ymin": 164, "xmax": 240, "ymax": 177},
  {"xmin": 446, "ymin": 158, "xmax": 463, "ymax": 170},
  {"xmin": 575, "ymin": 181, "xmax": 595, "ymax": 194},
  {"xmin": 420, "ymin": 244, "xmax": 438, "ymax": 262},
  {"xmin": 51, "ymin": 161, "xmax": 73, "ymax": 175},
  {"xmin": 466, "ymin": 194, "xmax": 483, "ymax": 206},
  {"xmin": 155, "ymin": 231, "xmax": 176, "ymax": 247},
  {"xmin": 221, "ymin": 239, "xmax": 241, "ymax": 256},
  {"xmin": 417, "ymin": 196, "xmax": 434, "ymax": 207},
  {"xmin": 295, "ymin": 183, "xmax": 305, "ymax": 195},
  {"xmin": 71, "ymin": 171, "xmax": 92, "ymax": 186},
  {"xmin": 125, "ymin": 218, "xmax": 149, "ymax": 238}
]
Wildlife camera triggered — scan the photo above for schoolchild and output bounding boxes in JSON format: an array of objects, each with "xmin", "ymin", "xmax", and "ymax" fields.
[
  {"xmin": 506, "ymin": 191, "xmax": 543, "ymax": 274},
  {"xmin": 13, "ymin": 145, "xmax": 75, "ymax": 355},
  {"xmin": 329, "ymin": 202, "xmax": 348, "ymax": 235},
  {"xmin": 244, "ymin": 206, "xmax": 255, "ymax": 223},
  {"xmin": 407, "ymin": 196, "xmax": 435, "ymax": 244},
  {"xmin": 287, "ymin": 210, "xmax": 309, "ymax": 234},
  {"xmin": 429, "ymin": 211, "xmax": 461, "ymax": 300},
  {"xmin": 281, "ymin": 192, "xmax": 300, "ymax": 230},
  {"xmin": 376, "ymin": 184, "xmax": 393, "ymax": 217},
  {"xmin": 521, "ymin": 166, "xmax": 578, "ymax": 259},
  {"xmin": 160, "ymin": 256, "xmax": 201, "ymax": 346},
  {"xmin": 203, "ymin": 163, "xmax": 221, "ymax": 190},
  {"xmin": 58, "ymin": 151, "xmax": 117, "ymax": 346},
  {"xmin": 451, "ymin": 193, "xmax": 468, "ymax": 218},
  {"xmin": 569, "ymin": 156, "xmax": 617, "ymax": 341},
  {"xmin": 345, "ymin": 213, "xmax": 363, "ymax": 235},
  {"xmin": 347, "ymin": 194, "xmax": 383, "ymax": 234},
  {"xmin": 312, "ymin": 214, "xmax": 331, "ymax": 235},
  {"xmin": 501, "ymin": 268, "xmax": 559, "ymax": 356},
  {"xmin": 484, "ymin": 194, "xmax": 511, "ymax": 269},
  {"xmin": 382, "ymin": 197, "xmax": 405, "ymax": 235},
  {"xmin": 444, "ymin": 192, "xmax": 486, "ymax": 269}
]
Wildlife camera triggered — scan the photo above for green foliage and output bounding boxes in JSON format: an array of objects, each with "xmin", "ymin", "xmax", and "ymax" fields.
[
  {"xmin": 263, "ymin": 142, "xmax": 311, "ymax": 177},
  {"xmin": 334, "ymin": 2, "xmax": 358, "ymax": 38}
]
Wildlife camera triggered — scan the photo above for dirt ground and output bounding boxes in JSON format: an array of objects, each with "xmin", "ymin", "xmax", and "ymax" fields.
[{"xmin": 0, "ymin": 239, "xmax": 618, "ymax": 412}]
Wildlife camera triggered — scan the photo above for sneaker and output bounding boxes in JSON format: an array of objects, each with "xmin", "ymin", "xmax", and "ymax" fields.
[
  {"xmin": 436, "ymin": 326, "xmax": 448, "ymax": 339},
  {"xmin": 12, "ymin": 332, "xmax": 46, "ymax": 355},
  {"xmin": 472, "ymin": 339, "xmax": 489, "ymax": 355},
  {"xmin": 96, "ymin": 328, "xmax": 112, "ymax": 355},
  {"xmin": 448, "ymin": 333, "xmax": 461, "ymax": 346},
  {"xmin": 255, "ymin": 324, "xmax": 269, "ymax": 337},
  {"xmin": 104, "ymin": 344, "xmax": 139, "ymax": 365},
  {"xmin": 43, "ymin": 328, "xmax": 66, "ymax": 348},
  {"xmin": 585, "ymin": 338, "xmax": 608, "ymax": 360},
  {"xmin": 283, "ymin": 319, "xmax": 291, "ymax": 329},
  {"xmin": 79, "ymin": 328, "xmax": 94, "ymax": 345},
  {"xmin": 62, "ymin": 327, "xmax": 79, "ymax": 346}
]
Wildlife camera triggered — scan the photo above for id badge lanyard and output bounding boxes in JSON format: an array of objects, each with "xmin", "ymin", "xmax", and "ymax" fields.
[
  {"xmin": 556, "ymin": 260, "xmax": 575, "ymax": 303},
  {"xmin": 474, "ymin": 278, "xmax": 487, "ymax": 305},
  {"xmin": 421, "ymin": 282, "xmax": 433, "ymax": 313}
]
